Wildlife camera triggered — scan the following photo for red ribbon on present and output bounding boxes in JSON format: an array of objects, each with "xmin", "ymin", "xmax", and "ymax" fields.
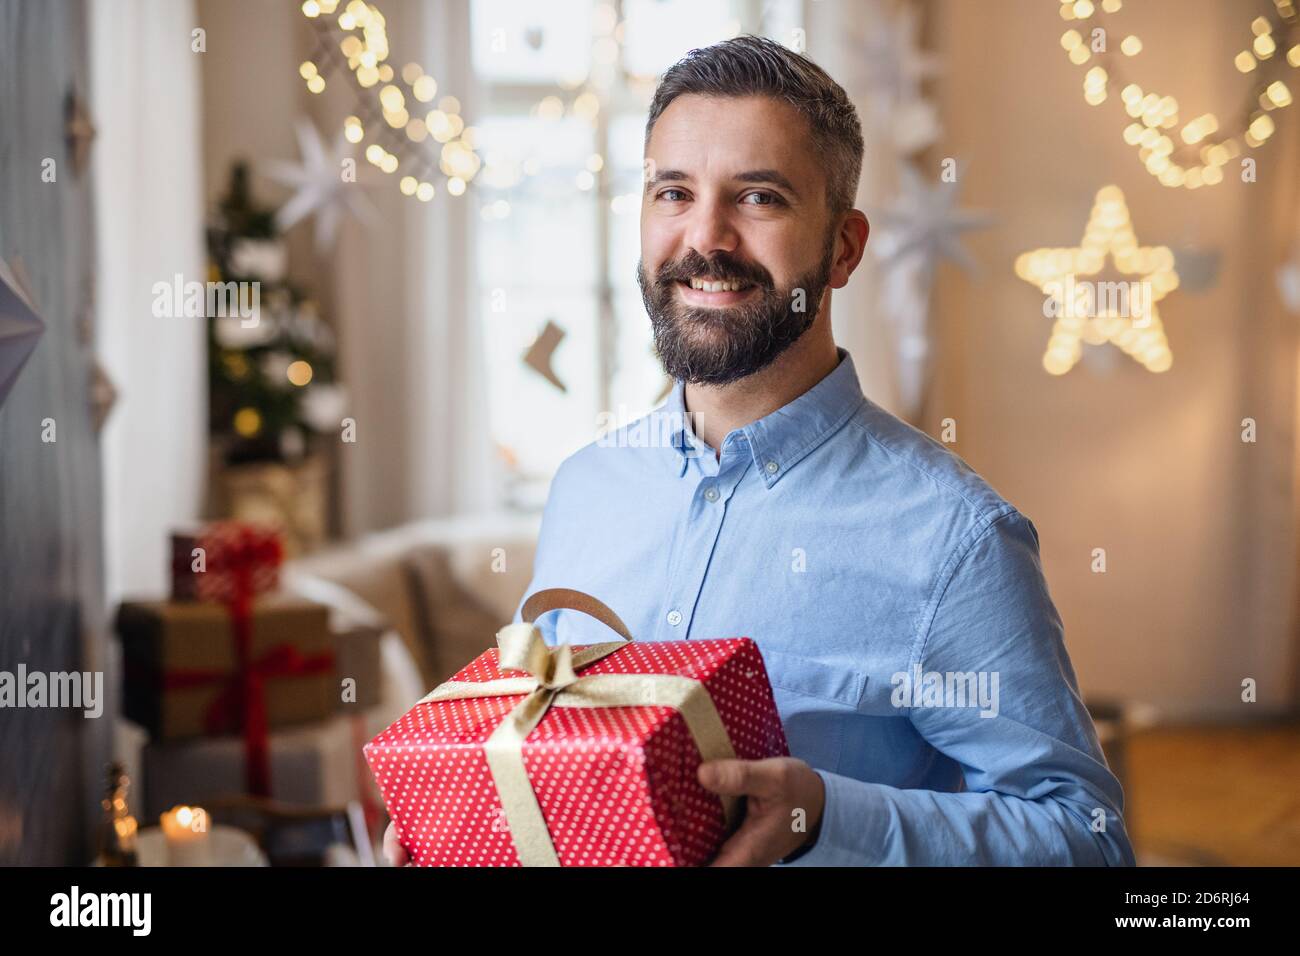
[
  {"xmin": 161, "ymin": 642, "xmax": 336, "ymax": 796},
  {"xmin": 167, "ymin": 522, "xmax": 307, "ymax": 796}
]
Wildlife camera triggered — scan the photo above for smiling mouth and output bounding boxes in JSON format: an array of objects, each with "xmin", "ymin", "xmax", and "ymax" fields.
[
  {"xmin": 683, "ymin": 276, "xmax": 754, "ymax": 292},
  {"xmin": 675, "ymin": 277, "xmax": 759, "ymax": 306}
]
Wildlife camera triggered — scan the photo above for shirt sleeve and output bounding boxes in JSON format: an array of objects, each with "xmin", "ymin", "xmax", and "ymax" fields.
[{"xmin": 781, "ymin": 509, "xmax": 1136, "ymax": 867}]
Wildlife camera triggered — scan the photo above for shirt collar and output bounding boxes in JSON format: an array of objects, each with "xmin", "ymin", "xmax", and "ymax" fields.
[{"xmin": 664, "ymin": 347, "xmax": 865, "ymax": 488}]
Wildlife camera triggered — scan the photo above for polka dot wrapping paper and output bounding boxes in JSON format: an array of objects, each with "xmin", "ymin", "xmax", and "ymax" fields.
[{"xmin": 364, "ymin": 637, "xmax": 789, "ymax": 866}]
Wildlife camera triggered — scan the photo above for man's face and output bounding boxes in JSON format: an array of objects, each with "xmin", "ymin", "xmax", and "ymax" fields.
[{"xmin": 638, "ymin": 94, "xmax": 838, "ymax": 386}]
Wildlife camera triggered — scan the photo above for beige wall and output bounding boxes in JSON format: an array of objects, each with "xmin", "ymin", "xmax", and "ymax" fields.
[{"xmin": 927, "ymin": 0, "xmax": 1299, "ymax": 719}]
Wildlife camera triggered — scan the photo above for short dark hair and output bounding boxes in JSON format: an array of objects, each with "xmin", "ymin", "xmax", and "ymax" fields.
[{"xmin": 645, "ymin": 35, "xmax": 864, "ymax": 216}]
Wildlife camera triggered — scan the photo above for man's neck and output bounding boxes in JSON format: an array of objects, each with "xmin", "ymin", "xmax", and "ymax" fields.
[{"xmin": 683, "ymin": 315, "xmax": 841, "ymax": 462}]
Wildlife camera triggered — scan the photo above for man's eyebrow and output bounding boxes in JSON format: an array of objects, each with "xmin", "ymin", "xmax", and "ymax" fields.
[
  {"xmin": 644, "ymin": 168, "xmax": 692, "ymax": 192},
  {"xmin": 642, "ymin": 168, "xmax": 800, "ymax": 198},
  {"xmin": 734, "ymin": 169, "xmax": 800, "ymax": 197}
]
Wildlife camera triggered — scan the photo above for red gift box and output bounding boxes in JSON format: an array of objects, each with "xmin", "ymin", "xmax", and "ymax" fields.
[
  {"xmin": 171, "ymin": 521, "xmax": 283, "ymax": 603},
  {"xmin": 364, "ymin": 588, "xmax": 789, "ymax": 867}
]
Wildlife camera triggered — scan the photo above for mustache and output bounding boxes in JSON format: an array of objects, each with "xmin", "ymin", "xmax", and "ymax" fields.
[{"xmin": 654, "ymin": 249, "xmax": 773, "ymax": 289}]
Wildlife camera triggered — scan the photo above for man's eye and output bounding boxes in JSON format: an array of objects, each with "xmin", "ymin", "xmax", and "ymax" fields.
[
  {"xmin": 742, "ymin": 191, "xmax": 781, "ymax": 206},
  {"xmin": 659, "ymin": 188, "xmax": 688, "ymax": 202}
]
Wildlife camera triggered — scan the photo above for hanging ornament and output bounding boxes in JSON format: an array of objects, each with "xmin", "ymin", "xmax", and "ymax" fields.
[
  {"xmin": 869, "ymin": 164, "xmax": 992, "ymax": 420},
  {"xmin": 0, "ymin": 257, "xmax": 45, "ymax": 410},
  {"xmin": 839, "ymin": 0, "xmax": 943, "ymax": 156},
  {"xmin": 1057, "ymin": 0, "xmax": 1299, "ymax": 190},
  {"xmin": 856, "ymin": 1, "xmax": 941, "ymax": 119},
  {"xmin": 871, "ymin": 164, "xmax": 993, "ymax": 278},
  {"xmin": 64, "ymin": 87, "xmax": 96, "ymax": 178},
  {"xmin": 262, "ymin": 118, "xmax": 379, "ymax": 253},
  {"xmin": 89, "ymin": 358, "xmax": 118, "ymax": 432},
  {"xmin": 522, "ymin": 319, "xmax": 567, "ymax": 392},
  {"xmin": 1015, "ymin": 185, "xmax": 1179, "ymax": 375}
]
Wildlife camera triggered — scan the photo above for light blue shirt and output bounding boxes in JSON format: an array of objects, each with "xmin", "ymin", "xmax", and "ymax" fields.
[{"xmin": 514, "ymin": 347, "xmax": 1134, "ymax": 866}]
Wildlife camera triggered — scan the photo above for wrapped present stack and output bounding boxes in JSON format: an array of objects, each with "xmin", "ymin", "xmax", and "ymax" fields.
[
  {"xmin": 115, "ymin": 521, "xmax": 384, "ymax": 820},
  {"xmin": 365, "ymin": 588, "xmax": 790, "ymax": 866}
]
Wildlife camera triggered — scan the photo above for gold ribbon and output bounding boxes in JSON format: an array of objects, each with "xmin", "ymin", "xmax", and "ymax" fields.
[{"xmin": 419, "ymin": 589, "xmax": 739, "ymax": 866}]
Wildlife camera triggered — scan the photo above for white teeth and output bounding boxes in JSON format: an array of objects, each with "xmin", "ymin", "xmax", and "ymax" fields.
[{"xmin": 688, "ymin": 278, "xmax": 747, "ymax": 292}]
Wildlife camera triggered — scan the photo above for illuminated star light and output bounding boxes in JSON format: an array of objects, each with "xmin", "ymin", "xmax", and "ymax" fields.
[{"xmin": 1015, "ymin": 185, "xmax": 1179, "ymax": 374}]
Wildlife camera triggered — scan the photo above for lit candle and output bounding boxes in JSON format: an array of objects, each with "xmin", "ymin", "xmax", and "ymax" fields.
[{"xmin": 160, "ymin": 806, "xmax": 211, "ymax": 866}]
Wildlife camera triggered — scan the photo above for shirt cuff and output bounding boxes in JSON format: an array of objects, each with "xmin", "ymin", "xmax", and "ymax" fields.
[{"xmin": 774, "ymin": 768, "xmax": 891, "ymax": 866}]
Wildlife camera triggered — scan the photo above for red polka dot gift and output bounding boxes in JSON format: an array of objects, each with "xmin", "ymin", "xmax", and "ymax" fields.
[{"xmin": 364, "ymin": 588, "xmax": 789, "ymax": 866}]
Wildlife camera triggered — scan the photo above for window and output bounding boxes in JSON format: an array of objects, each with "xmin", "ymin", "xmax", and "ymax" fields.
[{"xmin": 470, "ymin": 0, "xmax": 804, "ymax": 511}]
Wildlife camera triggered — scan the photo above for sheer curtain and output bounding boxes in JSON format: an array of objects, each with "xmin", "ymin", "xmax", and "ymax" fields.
[
  {"xmin": 91, "ymin": 0, "xmax": 206, "ymax": 606},
  {"xmin": 331, "ymin": 0, "xmax": 498, "ymax": 536},
  {"xmin": 810, "ymin": 0, "xmax": 919, "ymax": 418}
]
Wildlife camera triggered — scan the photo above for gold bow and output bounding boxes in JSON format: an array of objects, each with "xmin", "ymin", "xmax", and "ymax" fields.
[{"xmin": 420, "ymin": 612, "xmax": 739, "ymax": 866}]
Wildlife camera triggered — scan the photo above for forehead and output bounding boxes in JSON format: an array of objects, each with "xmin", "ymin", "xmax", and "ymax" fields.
[{"xmin": 646, "ymin": 94, "xmax": 820, "ymax": 185}]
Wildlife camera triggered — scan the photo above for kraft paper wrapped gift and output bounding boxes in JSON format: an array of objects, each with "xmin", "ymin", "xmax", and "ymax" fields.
[
  {"xmin": 365, "ymin": 588, "xmax": 789, "ymax": 867},
  {"xmin": 140, "ymin": 714, "xmax": 361, "ymax": 818},
  {"xmin": 116, "ymin": 594, "xmax": 335, "ymax": 741},
  {"xmin": 331, "ymin": 615, "xmax": 383, "ymax": 711},
  {"xmin": 278, "ymin": 570, "xmax": 386, "ymax": 712}
]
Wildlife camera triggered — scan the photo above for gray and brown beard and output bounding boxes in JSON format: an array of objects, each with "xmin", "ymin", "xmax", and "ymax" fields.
[{"xmin": 637, "ymin": 237, "xmax": 836, "ymax": 386}]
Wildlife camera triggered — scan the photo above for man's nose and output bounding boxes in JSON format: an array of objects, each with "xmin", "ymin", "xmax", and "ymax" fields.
[{"xmin": 683, "ymin": 197, "xmax": 740, "ymax": 260}]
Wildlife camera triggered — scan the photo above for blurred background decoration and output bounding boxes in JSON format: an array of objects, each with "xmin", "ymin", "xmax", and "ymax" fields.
[
  {"xmin": 205, "ymin": 160, "xmax": 345, "ymax": 553},
  {"xmin": 0, "ymin": 0, "xmax": 1298, "ymax": 867},
  {"xmin": 1058, "ymin": 0, "xmax": 1299, "ymax": 190},
  {"xmin": 300, "ymin": 0, "xmax": 483, "ymax": 204},
  {"xmin": 1015, "ymin": 184, "xmax": 1178, "ymax": 374}
]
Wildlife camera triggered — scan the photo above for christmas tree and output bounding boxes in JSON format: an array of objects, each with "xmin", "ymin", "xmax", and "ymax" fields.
[{"xmin": 206, "ymin": 162, "xmax": 345, "ymax": 464}]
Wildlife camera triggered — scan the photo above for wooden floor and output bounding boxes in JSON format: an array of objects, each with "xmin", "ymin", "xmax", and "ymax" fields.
[{"xmin": 1123, "ymin": 721, "xmax": 1300, "ymax": 867}]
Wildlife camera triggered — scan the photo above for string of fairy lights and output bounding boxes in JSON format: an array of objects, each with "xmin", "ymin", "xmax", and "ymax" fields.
[
  {"xmin": 298, "ymin": 0, "xmax": 481, "ymax": 201},
  {"xmin": 1058, "ymin": 0, "xmax": 1300, "ymax": 190}
]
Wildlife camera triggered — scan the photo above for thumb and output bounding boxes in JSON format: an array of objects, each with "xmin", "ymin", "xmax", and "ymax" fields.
[{"xmin": 697, "ymin": 758, "xmax": 754, "ymax": 796}]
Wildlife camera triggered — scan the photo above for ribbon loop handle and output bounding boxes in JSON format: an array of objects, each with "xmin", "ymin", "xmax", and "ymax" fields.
[{"xmin": 520, "ymin": 588, "xmax": 633, "ymax": 641}]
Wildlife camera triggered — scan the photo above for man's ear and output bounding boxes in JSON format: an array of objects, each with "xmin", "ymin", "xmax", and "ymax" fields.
[{"xmin": 829, "ymin": 210, "xmax": 870, "ymax": 290}]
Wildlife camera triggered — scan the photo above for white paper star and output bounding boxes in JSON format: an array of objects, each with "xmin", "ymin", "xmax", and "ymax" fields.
[
  {"xmin": 871, "ymin": 164, "xmax": 993, "ymax": 278},
  {"xmin": 263, "ymin": 119, "xmax": 378, "ymax": 253}
]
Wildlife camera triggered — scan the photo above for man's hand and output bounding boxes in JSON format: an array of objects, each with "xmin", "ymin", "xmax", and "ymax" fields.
[
  {"xmin": 697, "ymin": 756, "xmax": 825, "ymax": 866},
  {"xmin": 383, "ymin": 821, "xmax": 411, "ymax": 867}
]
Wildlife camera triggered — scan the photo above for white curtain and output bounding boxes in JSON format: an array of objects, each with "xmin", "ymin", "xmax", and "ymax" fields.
[
  {"xmin": 91, "ymin": 0, "xmax": 206, "ymax": 605},
  {"xmin": 331, "ymin": 0, "xmax": 498, "ymax": 535}
]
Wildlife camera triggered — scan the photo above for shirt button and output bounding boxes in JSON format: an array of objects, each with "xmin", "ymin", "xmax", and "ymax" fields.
[
  {"xmin": 666, "ymin": 609, "xmax": 683, "ymax": 626},
  {"xmin": 703, "ymin": 486, "xmax": 719, "ymax": 502},
  {"xmin": 765, "ymin": 460, "xmax": 779, "ymax": 474}
]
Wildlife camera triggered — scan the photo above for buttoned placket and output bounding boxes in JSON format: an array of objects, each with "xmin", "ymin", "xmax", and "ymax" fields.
[{"xmin": 658, "ymin": 432, "xmax": 754, "ymax": 641}]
